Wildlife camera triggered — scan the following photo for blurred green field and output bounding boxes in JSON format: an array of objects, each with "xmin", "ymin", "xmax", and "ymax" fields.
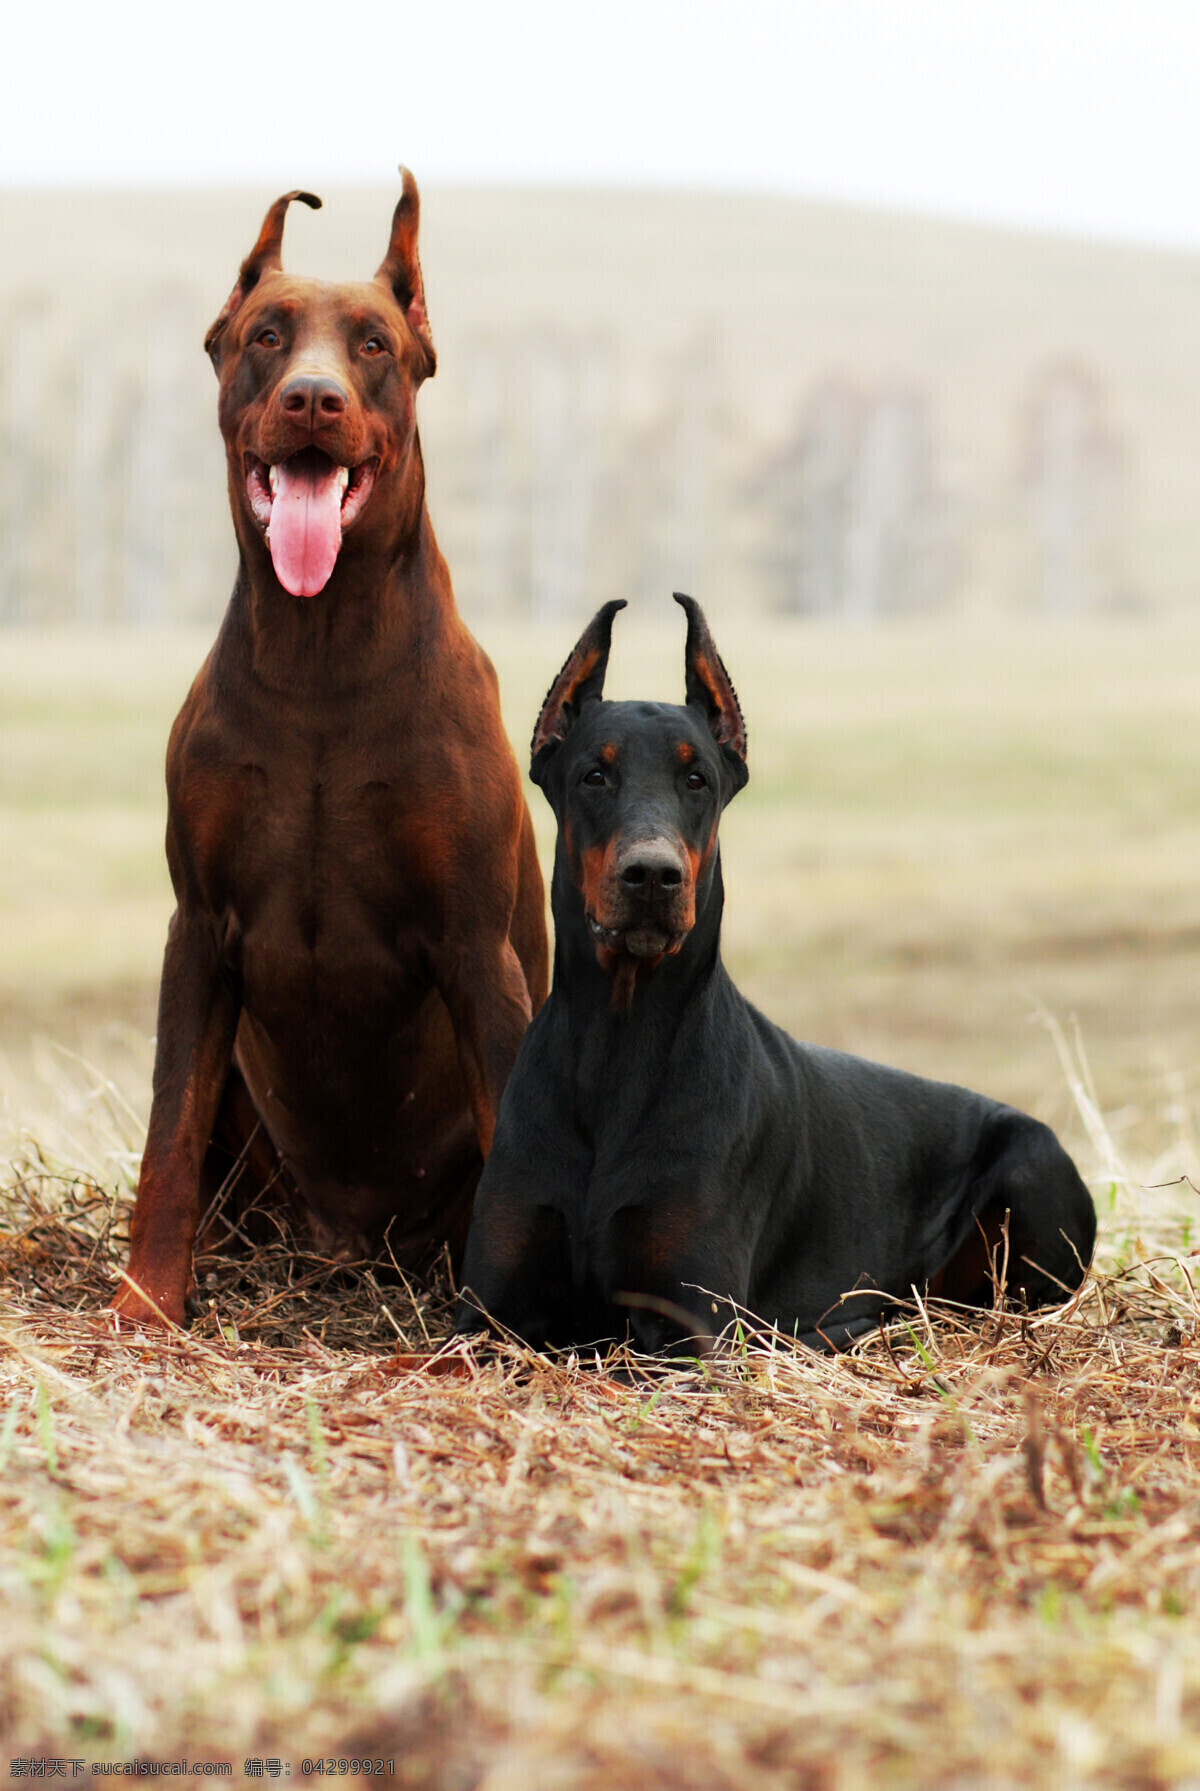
[{"xmin": 2, "ymin": 614, "xmax": 1199, "ymax": 1172}]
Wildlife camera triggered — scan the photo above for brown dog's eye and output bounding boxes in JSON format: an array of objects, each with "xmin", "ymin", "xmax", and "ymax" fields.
[
  {"xmin": 361, "ymin": 336, "xmax": 387, "ymax": 357},
  {"xmin": 582, "ymin": 768, "xmax": 606, "ymax": 787},
  {"xmin": 686, "ymin": 770, "xmax": 707, "ymax": 790},
  {"xmin": 255, "ymin": 328, "xmax": 281, "ymax": 348}
]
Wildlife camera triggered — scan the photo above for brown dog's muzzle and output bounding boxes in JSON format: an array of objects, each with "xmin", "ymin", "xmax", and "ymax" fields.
[
  {"xmin": 279, "ymin": 372, "xmax": 348, "ymax": 430},
  {"xmin": 237, "ymin": 349, "xmax": 383, "ymax": 600}
]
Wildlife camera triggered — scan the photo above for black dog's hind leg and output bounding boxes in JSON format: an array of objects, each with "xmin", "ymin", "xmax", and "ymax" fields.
[{"xmin": 932, "ymin": 1113, "xmax": 1096, "ymax": 1310}]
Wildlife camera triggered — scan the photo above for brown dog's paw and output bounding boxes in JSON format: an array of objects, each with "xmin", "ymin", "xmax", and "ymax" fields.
[{"xmin": 108, "ymin": 1278, "xmax": 188, "ymax": 1331}]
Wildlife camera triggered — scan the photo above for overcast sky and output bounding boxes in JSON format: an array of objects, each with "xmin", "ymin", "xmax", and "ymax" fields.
[{"xmin": 5, "ymin": 0, "xmax": 1200, "ymax": 251}]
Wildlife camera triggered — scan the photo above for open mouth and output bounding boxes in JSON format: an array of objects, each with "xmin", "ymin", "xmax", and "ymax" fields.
[{"xmin": 244, "ymin": 446, "xmax": 378, "ymax": 598}]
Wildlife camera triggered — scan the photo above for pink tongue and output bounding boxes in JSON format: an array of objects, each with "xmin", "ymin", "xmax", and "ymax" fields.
[{"xmin": 268, "ymin": 459, "xmax": 344, "ymax": 598}]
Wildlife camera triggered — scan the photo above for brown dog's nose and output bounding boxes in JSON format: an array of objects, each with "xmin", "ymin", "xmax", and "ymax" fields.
[
  {"xmin": 617, "ymin": 839, "xmax": 686, "ymax": 899},
  {"xmin": 280, "ymin": 374, "xmax": 348, "ymax": 430}
]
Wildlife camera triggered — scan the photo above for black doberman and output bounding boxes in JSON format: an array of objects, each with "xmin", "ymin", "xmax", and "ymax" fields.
[{"xmin": 455, "ymin": 596, "xmax": 1096, "ymax": 1353}]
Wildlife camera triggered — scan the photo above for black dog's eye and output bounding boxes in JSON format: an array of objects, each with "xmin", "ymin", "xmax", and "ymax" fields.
[
  {"xmin": 582, "ymin": 768, "xmax": 607, "ymax": 787},
  {"xmin": 686, "ymin": 770, "xmax": 707, "ymax": 790},
  {"xmin": 255, "ymin": 327, "xmax": 281, "ymax": 348}
]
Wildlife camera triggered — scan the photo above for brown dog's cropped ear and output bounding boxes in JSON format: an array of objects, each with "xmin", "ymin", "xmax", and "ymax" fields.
[
  {"xmin": 375, "ymin": 167, "xmax": 437, "ymax": 378},
  {"xmin": 675, "ymin": 593, "xmax": 748, "ymax": 781},
  {"xmin": 530, "ymin": 601, "xmax": 627, "ymax": 783},
  {"xmin": 205, "ymin": 190, "xmax": 321, "ymax": 361},
  {"xmin": 204, "ymin": 190, "xmax": 322, "ymax": 363}
]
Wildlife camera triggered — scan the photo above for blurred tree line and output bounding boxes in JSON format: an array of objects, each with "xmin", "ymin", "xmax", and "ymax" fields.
[{"xmin": 0, "ymin": 283, "xmax": 1136, "ymax": 625}]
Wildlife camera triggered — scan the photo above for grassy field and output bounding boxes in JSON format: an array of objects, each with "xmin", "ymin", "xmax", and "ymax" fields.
[
  {"xmin": 3, "ymin": 615, "xmax": 1200, "ymax": 1783},
  {"xmin": 3, "ymin": 614, "xmax": 1198, "ymax": 1153}
]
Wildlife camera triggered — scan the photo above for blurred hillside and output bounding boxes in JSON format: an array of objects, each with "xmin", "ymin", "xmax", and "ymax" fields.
[{"xmin": 1, "ymin": 186, "xmax": 1197, "ymax": 625}]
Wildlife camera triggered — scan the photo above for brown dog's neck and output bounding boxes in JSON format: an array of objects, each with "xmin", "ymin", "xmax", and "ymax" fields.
[{"xmin": 228, "ymin": 449, "xmax": 461, "ymax": 689}]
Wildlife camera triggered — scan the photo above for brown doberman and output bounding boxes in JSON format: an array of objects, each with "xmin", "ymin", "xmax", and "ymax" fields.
[{"xmin": 112, "ymin": 174, "xmax": 548, "ymax": 1328}]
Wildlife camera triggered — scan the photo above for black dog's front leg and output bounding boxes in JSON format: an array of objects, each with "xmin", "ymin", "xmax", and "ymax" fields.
[
  {"xmin": 454, "ymin": 1045, "xmax": 591, "ymax": 1347},
  {"xmin": 595, "ymin": 1195, "xmax": 753, "ymax": 1357},
  {"xmin": 456, "ymin": 1191, "xmax": 574, "ymax": 1348}
]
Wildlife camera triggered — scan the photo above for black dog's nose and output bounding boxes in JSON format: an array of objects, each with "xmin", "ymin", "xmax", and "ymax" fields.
[
  {"xmin": 280, "ymin": 374, "xmax": 348, "ymax": 429},
  {"xmin": 617, "ymin": 839, "xmax": 686, "ymax": 897}
]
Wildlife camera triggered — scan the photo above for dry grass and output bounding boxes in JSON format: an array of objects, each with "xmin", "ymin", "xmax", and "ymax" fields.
[{"xmin": 3, "ymin": 1029, "xmax": 1200, "ymax": 1786}]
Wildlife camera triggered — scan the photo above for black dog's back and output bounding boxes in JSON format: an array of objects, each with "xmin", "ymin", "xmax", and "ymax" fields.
[
  {"xmin": 457, "ymin": 598, "xmax": 1095, "ymax": 1352},
  {"xmin": 746, "ymin": 1026, "xmax": 1094, "ymax": 1345}
]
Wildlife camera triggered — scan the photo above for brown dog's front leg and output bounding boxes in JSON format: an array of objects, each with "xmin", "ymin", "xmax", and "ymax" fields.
[
  {"xmin": 436, "ymin": 936, "xmax": 533, "ymax": 1158},
  {"xmin": 112, "ymin": 911, "xmax": 240, "ymax": 1327}
]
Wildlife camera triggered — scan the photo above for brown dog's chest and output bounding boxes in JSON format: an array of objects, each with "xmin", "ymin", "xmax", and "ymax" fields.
[
  {"xmin": 173, "ymin": 726, "xmax": 478, "ymax": 1224},
  {"xmin": 175, "ymin": 725, "xmax": 454, "ymax": 994}
]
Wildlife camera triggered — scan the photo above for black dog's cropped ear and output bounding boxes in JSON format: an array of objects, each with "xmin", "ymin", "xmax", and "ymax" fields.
[
  {"xmin": 530, "ymin": 601, "xmax": 627, "ymax": 783},
  {"xmin": 204, "ymin": 190, "xmax": 322, "ymax": 363},
  {"xmin": 375, "ymin": 167, "xmax": 437, "ymax": 379},
  {"xmin": 675, "ymin": 593, "xmax": 748, "ymax": 785}
]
